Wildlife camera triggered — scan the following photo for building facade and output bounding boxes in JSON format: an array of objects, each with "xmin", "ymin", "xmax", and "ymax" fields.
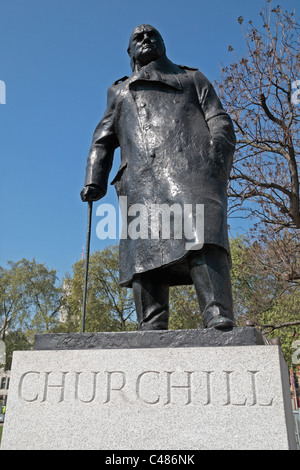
[{"xmin": 0, "ymin": 369, "xmax": 10, "ymax": 407}]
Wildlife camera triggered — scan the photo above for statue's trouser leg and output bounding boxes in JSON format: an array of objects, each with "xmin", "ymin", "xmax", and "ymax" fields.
[
  {"xmin": 132, "ymin": 273, "xmax": 169, "ymax": 330},
  {"xmin": 188, "ymin": 245, "xmax": 236, "ymax": 329}
]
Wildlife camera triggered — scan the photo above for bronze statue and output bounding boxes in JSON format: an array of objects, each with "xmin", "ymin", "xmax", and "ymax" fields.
[{"xmin": 81, "ymin": 25, "xmax": 236, "ymax": 331}]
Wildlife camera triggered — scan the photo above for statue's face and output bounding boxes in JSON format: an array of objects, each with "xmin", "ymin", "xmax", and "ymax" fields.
[{"xmin": 128, "ymin": 25, "xmax": 165, "ymax": 68}]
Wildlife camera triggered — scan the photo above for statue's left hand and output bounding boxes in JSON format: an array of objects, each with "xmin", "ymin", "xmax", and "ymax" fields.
[{"xmin": 80, "ymin": 184, "xmax": 105, "ymax": 202}]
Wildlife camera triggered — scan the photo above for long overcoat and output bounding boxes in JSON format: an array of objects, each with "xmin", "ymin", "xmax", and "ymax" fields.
[{"xmin": 84, "ymin": 55, "xmax": 236, "ymax": 287}]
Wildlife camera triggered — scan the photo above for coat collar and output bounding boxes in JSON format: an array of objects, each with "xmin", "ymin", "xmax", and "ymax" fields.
[{"xmin": 128, "ymin": 55, "xmax": 183, "ymax": 91}]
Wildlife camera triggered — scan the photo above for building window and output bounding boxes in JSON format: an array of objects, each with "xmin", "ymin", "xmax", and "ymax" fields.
[{"xmin": 0, "ymin": 378, "xmax": 6, "ymax": 389}]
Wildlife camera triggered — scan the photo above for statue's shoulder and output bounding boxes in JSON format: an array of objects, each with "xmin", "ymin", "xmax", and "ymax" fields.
[
  {"xmin": 106, "ymin": 76, "xmax": 129, "ymax": 105},
  {"xmin": 105, "ymin": 77, "xmax": 127, "ymax": 106},
  {"xmin": 113, "ymin": 76, "xmax": 129, "ymax": 86},
  {"xmin": 178, "ymin": 65, "xmax": 198, "ymax": 71}
]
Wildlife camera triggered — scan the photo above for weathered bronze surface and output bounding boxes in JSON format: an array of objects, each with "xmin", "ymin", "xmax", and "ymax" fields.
[
  {"xmin": 34, "ymin": 328, "xmax": 265, "ymax": 350},
  {"xmin": 81, "ymin": 25, "xmax": 236, "ymax": 331}
]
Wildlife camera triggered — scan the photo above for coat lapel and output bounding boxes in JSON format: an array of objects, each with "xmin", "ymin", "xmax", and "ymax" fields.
[{"xmin": 128, "ymin": 56, "xmax": 183, "ymax": 91}]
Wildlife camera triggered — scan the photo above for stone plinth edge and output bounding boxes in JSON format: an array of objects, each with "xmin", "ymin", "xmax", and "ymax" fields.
[{"xmin": 34, "ymin": 327, "xmax": 265, "ymax": 350}]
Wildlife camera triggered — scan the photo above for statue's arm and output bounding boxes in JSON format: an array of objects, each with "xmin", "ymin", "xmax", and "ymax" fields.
[
  {"xmin": 193, "ymin": 70, "xmax": 236, "ymax": 173},
  {"xmin": 81, "ymin": 86, "xmax": 119, "ymax": 202}
]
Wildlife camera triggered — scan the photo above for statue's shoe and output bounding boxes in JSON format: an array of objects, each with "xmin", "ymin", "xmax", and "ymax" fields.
[{"xmin": 206, "ymin": 316, "xmax": 236, "ymax": 330}]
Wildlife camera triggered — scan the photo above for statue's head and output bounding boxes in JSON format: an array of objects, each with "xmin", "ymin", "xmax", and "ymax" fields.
[{"xmin": 127, "ymin": 24, "xmax": 166, "ymax": 71}]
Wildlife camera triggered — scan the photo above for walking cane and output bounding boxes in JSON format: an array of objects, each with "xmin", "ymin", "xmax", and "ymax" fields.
[{"xmin": 81, "ymin": 200, "xmax": 93, "ymax": 333}]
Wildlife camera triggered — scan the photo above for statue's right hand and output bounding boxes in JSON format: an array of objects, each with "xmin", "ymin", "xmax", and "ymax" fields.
[{"xmin": 80, "ymin": 184, "xmax": 105, "ymax": 202}]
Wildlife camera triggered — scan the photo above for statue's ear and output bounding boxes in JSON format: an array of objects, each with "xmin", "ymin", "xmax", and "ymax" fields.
[{"xmin": 127, "ymin": 48, "xmax": 135, "ymax": 71}]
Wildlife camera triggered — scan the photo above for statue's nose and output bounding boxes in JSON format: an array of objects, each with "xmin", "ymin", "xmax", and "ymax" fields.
[{"xmin": 142, "ymin": 33, "xmax": 152, "ymax": 42}]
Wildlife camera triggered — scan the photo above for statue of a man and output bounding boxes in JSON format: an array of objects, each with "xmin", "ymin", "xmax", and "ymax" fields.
[{"xmin": 81, "ymin": 25, "xmax": 236, "ymax": 331}]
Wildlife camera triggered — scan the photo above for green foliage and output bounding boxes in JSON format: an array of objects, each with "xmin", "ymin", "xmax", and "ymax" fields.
[
  {"xmin": 230, "ymin": 236, "xmax": 256, "ymax": 319},
  {"xmin": 0, "ymin": 258, "xmax": 62, "ymax": 337},
  {"xmin": 4, "ymin": 331, "xmax": 31, "ymax": 370},
  {"xmin": 169, "ymin": 285, "xmax": 202, "ymax": 330},
  {"xmin": 59, "ymin": 245, "xmax": 137, "ymax": 332},
  {"xmin": 261, "ymin": 295, "xmax": 300, "ymax": 367},
  {"xmin": 0, "ymin": 259, "xmax": 62, "ymax": 368},
  {"xmin": 229, "ymin": 235, "xmax": 300, "ymax": 365}
]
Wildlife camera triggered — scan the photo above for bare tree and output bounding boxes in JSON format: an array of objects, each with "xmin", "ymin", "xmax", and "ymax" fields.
[{"xmin": 218, "ymin": 1, "xmax": 300, "ymax": 230}]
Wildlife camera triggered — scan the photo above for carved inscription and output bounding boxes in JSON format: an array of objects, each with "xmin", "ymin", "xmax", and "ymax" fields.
[
  {"xmin": 18, "ymin": 369, "xmax": 274, "ymax": 407},
  {"xmin": 165, "ymin": 371, "xmax": 194, "ymax": 405}
]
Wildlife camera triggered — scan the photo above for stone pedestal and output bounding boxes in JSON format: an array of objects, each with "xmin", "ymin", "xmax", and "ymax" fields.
[{"xmin": 1, "ymin": 329, "xmax": 297, "ymax": 450}]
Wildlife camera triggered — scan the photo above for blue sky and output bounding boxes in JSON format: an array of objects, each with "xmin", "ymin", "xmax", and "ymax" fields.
[{"xmin": 0, "ymin": 0, "xmax": 298, "ymax": 281}]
